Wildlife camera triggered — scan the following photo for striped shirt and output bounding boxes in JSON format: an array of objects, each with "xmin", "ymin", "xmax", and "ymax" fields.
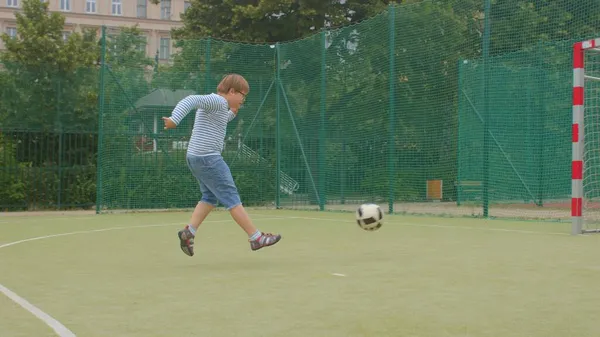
[{"xmin": 169, "ymin": 93, "xmax": 236, "ymax": 156}]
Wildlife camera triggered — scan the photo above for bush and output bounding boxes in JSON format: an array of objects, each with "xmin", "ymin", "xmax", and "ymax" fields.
[
  {"xmin": 230, "ymin": 162, "xmax": 277, "ymax": 206},
  {"xmin": 0, "ymin": 134, "xmax": 27, "ymax": 210},
  {"xmin": 0, "ymin": 133, "xmax": 97, "ymax": 211},
  {"xmin": 98, "ymin": 151, "xmax": 277, "ymax": 210}
]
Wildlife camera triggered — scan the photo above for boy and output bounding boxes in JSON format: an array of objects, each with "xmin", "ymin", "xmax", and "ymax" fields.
[{"xmin": 162, "ymin": 74, "xmax": 282, "ymax": 256}]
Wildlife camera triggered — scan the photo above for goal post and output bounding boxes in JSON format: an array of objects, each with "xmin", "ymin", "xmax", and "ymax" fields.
[{"xmin": 572, "ymin": 38, "xmax": 600, "ymax": 235}]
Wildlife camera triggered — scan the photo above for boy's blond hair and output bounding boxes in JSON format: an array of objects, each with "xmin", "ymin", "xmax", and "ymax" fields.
[{"xmin": 217, "ymin": 74, "xmax": 249, "ymax": 94}]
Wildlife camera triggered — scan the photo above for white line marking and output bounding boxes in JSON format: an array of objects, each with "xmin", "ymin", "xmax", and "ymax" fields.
[
  {"xmin": 0, "ymin": 217, "xmax": 282, "ymax": 249},
  {"xmin": 0, "ymin": 222, "xmax": 180, "ymax": 249},
  {"xmin": 331, "ymin": 273, "xmax": 347, "ymax": 277},
  {"xmin": 0, "ymin": 216, "xmax": 282, "ymax": 336},
  {"xmin": 0, "ymin": 283, "xmax": 76, "ymax": 337}
]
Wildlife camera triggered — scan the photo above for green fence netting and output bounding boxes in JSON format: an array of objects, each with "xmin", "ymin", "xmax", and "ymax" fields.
[{"xmin": 2, "ymin": 0, "xmax": 600, "ymax": 221}]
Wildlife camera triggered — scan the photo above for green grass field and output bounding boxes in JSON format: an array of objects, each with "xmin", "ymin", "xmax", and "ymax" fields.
[{"xmin": 1, "ymin": 209, "xmax": 600, "ymax": 337}]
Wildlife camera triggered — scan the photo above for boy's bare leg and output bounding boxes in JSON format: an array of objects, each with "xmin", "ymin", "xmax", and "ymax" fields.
[
  {"xmin": 189, "ymin": 201, "xmax": 215, "ymax": 231},
  {"xmin": 178, "ymin": 201, "xmax": 214, "ymax": 257},
  {"xmin": 229, "ymin": 204, "xmax": 257, "ymax": 235},
  {"xmin": 229, "ymin": 204, "xmax": 281, "ymax": 251}
]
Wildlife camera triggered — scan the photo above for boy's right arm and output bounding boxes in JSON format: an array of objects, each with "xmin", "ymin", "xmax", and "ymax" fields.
[{"xmin": 163, "ymin": 95, "xmax": 221, "ymax": 128}]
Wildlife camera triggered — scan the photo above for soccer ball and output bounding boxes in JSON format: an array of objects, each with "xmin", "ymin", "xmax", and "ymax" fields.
[{"xmin": 355, "ymin": 203, "xmax": 383, "ymax": 231}]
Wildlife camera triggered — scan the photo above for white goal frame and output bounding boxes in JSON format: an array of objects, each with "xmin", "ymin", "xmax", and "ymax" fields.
[{"xmin": 572, "ymin": 37, "xmax": 600, "ymax": 235}]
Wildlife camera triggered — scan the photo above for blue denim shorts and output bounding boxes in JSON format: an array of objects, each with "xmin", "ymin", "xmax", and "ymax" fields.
[{"xmin": 186, "ymin": 154, "xmax": 242, "ymax": 210}]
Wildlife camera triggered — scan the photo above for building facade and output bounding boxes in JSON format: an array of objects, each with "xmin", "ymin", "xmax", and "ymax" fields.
[{"xmin": 0, "ymin": 0, "xmax": 187, "ymax": 59}]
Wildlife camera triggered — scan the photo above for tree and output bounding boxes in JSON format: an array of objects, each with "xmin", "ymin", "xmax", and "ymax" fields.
[
  {"xmin": 1, "ymin": 0, "xmax": 97, "ymax": 73},
  {"xmin": 100, "ymin": 25, "xmax": 155, "ymax": 137},
  {"xmin": 101, "ymin": 25, "xmax": 154, "ymax": 114},
  {"xmin": 0, "ymin": 0, "xmax": 101, "ymax": 209},
  {"xmin": 172, "ymin": 0, "xmax": 395, "ymax": 43},
  {"xmin": 104, "ymin": 25, "xmax": 154, "ymax": 69},
  {"xmin": 0, "ymin": 0, "xmax": 99, "ymax": 131}
]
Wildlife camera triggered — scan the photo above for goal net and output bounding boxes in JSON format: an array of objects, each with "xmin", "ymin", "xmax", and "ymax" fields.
[{"xmin": 573, "ymin": 38, "xmax": 600, "ymax": 234}]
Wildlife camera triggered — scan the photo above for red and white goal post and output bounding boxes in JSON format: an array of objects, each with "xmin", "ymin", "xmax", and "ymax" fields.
[{"xmin": 572, "ymin": 38, "xmax": 600, "ymax": 235}]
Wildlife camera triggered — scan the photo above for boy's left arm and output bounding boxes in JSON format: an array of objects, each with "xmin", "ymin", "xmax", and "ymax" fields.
[
  {"xmin": 162, "ymin": 95, "xmax": 220, "ymax": 129},
  {"xmin": 227, "ymin": 107, "xmax": 238, "ymax": 122},
  {"xmin": 227, "ymin": 110, "xmax": 237, "ymax": 122}
]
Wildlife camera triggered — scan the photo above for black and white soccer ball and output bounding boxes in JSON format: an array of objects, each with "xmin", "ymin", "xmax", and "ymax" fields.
[{"xmin": 355, "ymin": 203, "xmax": 383, "ymax": 231}]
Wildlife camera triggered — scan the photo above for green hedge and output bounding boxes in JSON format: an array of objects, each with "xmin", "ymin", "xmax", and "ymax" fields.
[{"xmin": 98, "ymin": 151, "xmax": 277, "ymax": 211}]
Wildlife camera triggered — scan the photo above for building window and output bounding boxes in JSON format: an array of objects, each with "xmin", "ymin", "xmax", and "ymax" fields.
[
  {"xmin": 159, "ymin": 37, "xmax": 170, "ymax": 59},
  {"xmin": 138, "ymin": 35, "xmax": 147, "ymax": 53},
  {"xmin": 112, "ymin": 0, "xmax": 122, "ymax": 16},
  {"xmin": 6, "ymin": 0, "xmax": 18, "ymax": 7},
  {"xmin": 62, "ymin": 31, "xmax": 71, "ymax": 42},
  {"xmin": 137, "ymin": 0, "xmax": 147, "ymax": 18},
  {"xmin": 60, "ymin": 0, "xmax": 70, "ymax": 11},
  {"xmin": 184, "ymin": 1, "xmax": 190, "ymax": 11},
  {"xmin": 160, "ymin": 0, "xmax": 171, "ymax": 20},
  {"xmin": 86, "ymin": 0, "xmax": 96, "ymax": 13},
  {"xmin": 6, "ymin": 27, "xmax": 17, "ymax": 39}
]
